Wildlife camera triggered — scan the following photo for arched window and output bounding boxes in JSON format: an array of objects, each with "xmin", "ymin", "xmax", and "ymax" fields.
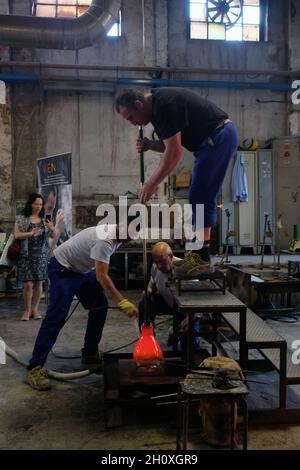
[{"xmin": 189, "ymin": 0, "xmax": 267, "ymax": 42}]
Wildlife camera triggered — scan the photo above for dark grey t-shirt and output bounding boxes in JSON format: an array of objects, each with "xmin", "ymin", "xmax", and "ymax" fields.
[{"xmin": 151, "ymin": 88, "xmax": 228, "ymax": 151}]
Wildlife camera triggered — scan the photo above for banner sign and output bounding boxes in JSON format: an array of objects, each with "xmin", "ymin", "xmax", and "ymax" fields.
[{"xmin": 37, "ymin": 153, "xmax": 72, "ymax": 242}]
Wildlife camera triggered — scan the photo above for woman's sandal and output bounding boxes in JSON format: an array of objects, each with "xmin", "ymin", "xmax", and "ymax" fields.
[
  {"xmin": 21, "ymin": 313, "xmax": 30, "ymax": 321},
  {"xmin": 31, "ymin": 311, "xmax": 42, "ymax": 320}
]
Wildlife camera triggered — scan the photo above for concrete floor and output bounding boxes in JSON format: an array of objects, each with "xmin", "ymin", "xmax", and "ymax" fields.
[{"xmin": 1, "ymin": 282, "xmax": 300, "ymax": 450}]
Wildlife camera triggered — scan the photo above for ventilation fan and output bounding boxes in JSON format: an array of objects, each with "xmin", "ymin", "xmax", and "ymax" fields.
[{"xmin": 207, "ymin": 0, "xmax": 243, "ymax": 28}]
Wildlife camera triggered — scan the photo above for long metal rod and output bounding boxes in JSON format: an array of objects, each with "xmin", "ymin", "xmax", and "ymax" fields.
[
  {"xmin": 139, "ymin": 125, "xmax": 149, "ymax": 324},
  {"xmin": 225, "ymin": 209, "xmax": 231, "ymax": 264},
  {"xmin": 0, "ymin": 61, "xmax": 299, "ymax": 77},
  {"xmin": 260, "ymin": 212, "xmax": 269, "ymax": 268}
]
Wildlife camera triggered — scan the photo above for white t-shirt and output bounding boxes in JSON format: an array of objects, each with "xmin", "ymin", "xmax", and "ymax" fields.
[
  {"xmin": 54, "ymin": 225, "xmax": 121, "ymax": 273},
  {"xmin": 151, "ymin": 257, "xmax": 181, "ymax": 308}
]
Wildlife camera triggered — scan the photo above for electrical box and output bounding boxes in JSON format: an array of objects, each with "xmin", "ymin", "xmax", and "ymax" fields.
[
  {"xmin": 273, "ymin": 138, "xmax": 300, "ymax": 249},
  {"xmin": 173, "ymin": 173, "xmax": 191, "ymax": 188}
]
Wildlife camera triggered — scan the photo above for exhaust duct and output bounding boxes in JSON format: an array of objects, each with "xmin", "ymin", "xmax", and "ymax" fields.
[{"xmin": 0, "ymin": 0, "xmax": 121, "ymax": 50}]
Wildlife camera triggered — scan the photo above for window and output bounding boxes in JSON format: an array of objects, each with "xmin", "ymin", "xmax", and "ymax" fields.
[
  {"xmin": 107, "ymin": 10, "xmax": 122, "ymax": 37},
  {"xmin": 189, "ymin": 0, "xmax": 266, "ymax": 42},
  {"xmin": 32, "ymin": 1, "xmax": 121, "ymax": 37}
]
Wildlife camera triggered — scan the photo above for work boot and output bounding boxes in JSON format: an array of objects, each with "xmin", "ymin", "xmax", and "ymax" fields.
[
  {"xmin": 26, "ymin": 366, "xmax": 51, "ymax": 391},
  {"xmin": 81, "ymin": 349, "xmax": 103, "ymax": 366},
  {"xmin": 172, "ymin": 251, "xmax": 214, "ymax": 279}
]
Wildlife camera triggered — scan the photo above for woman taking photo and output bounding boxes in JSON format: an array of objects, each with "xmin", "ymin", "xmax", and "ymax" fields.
[{"xmin": 14, "ymin": 193, "xmax": 55, "ymax": 321}]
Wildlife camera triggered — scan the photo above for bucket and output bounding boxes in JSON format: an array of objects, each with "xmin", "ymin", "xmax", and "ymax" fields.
[{"xmin": 198, "ymin": 356, "xmax": 243, "ymax": 447}]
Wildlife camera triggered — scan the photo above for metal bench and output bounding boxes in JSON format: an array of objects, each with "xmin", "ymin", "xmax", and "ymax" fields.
[
  {"xmin": 221, "ymin": 308, "xmax": 288, "ymax": 408},
  {"xmin": 260, "ymin": 347, "xmax": 300, "ymax": 403}
]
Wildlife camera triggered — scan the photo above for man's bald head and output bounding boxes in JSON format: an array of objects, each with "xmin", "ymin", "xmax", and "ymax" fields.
[
  {"xmin": 152, "ymin": 242, "xmax": 172, "ymax": 257},
  {"xmin": 152, "ymin": 242, "xmax": 173, "ymax": 273}
]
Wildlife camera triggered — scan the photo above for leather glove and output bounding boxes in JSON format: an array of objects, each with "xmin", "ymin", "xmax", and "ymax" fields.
[
  {"xmin": 147, "ymin": 283, "xmax": 157, "ymax": 296},
  {"xmin": 146, "ymin": 286, "xmax": 153, "ymax": 296},
  {"xmin": 117, "ymin": 298, "xmax": 138, "ymax": 318}
]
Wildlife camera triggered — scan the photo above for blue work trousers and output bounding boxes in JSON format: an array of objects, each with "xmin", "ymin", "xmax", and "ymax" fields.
[
  {"xmin": 190, "ymin": 122, "xmax": 238, "ymax": 228},
  {"xmin": 29, "ymin": 257, "xmax": 108, "ymax": 369},
  {"xmin": 138, "ymin": 294, "xmax": 188, "ymax": 350},
  {"xmin": 138, "ymin": 293, "xmax": 174, "ymax": 331}
]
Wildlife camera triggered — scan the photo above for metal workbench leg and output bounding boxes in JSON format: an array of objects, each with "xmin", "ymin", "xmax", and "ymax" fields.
[
  {"xmin": 172, "ymin": 305, "xmax": 179, "ymax": 353},
  {"xmin": 279, "ymin": 343, "xmax": 287, "ymax": 409},
  {"xmin": 183, "ymin": 397, "xmax": 189, "ymax": 450},
  {"xmin": 230, "ymin": 400, "xmax": 235, "ymax": 450},
  {"xmin": 177, "ymin": 280, "xmax": 181, "ymax": 296},
  {"xmin": 187, "ymin": 313, "xmax": 195, "ymax": 369},
  {"xmin": 239, "ymin": 307, "xmax": 248, "ymax": 368},
  {"xmin": 212, "ymin": 312, "xmax": 218, "ymax": 356},
  {"xmin": 241, "ymin": 398, "xmax": 248, "ymax": 450},
  {"xmin": 176, "ymin": 388, "xmax": 183, "ymax": 450}
]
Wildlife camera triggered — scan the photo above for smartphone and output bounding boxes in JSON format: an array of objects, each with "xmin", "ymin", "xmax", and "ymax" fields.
[{"xmin": 45, "ymin": 213, "xmax": 52, "ymax": 223}]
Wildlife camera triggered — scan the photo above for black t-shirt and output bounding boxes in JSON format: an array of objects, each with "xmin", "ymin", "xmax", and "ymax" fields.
[{"xmin": 151, "ymin": 88, "xmax": 228, "ymax": 152}]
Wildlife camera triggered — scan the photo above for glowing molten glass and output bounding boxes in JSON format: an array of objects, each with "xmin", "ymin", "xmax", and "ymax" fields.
[{"xmin": 133, "ymin": 323, "xmax": 164, "ymax": 367}]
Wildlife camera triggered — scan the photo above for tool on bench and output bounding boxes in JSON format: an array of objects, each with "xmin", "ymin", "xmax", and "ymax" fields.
[
  {"xmin": 269, "ymin": 219, "xmax": 277, "ymax": 269},
  {"xmin": 224, "ymin": 209, "xmax": 234, "ymax": 264},
  {"xmin": 260, "ymin": 212, "xmax": 272, "ymax": 268},
  {"xmin": 276, "ymin": 214, "xmax": 284, "ymax": 270},
  {"xmin": 219, "ymin": 209, "xmax": 235, "ymax": 266},
  {"xmin": 290, "ymin": 224, "xmax": 300, "ymax": 252}
]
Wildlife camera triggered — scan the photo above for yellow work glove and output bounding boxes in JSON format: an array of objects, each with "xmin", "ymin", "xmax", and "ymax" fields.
[{"xmin": 117, "ymin": 298, "xmax": 138, "ymax": 318}]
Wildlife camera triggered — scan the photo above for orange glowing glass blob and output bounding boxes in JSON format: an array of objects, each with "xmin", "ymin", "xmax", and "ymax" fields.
[{"xmin": 133, "ymin": 323, "xmax": 164, "ymax": 367}]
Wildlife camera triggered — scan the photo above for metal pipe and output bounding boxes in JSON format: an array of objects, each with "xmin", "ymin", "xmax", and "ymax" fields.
[
  {"xmin": 0, "ymin": 73, "xmax": 294, "ymax": 93},
  {"xmin": 0, "ymin": 60, "xmax": 299, "ymax": 77},
  {"xmin": 0, "ymin": 73, "xmax": 39, "ymax": 82},
  {"xmin": 0, "ymin": 0, "xmax": 120, "ymax": 50},
  {"xmin": 4, "ymin": 341, "xmax": 95, "ymax": 380},
  {"xmin": 117, "ymin": 78, "xmax": 293, "ymax": 91},
  {"xmin": 43, "ymin": 80, "xmax": 115, "ymax": 92}
]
